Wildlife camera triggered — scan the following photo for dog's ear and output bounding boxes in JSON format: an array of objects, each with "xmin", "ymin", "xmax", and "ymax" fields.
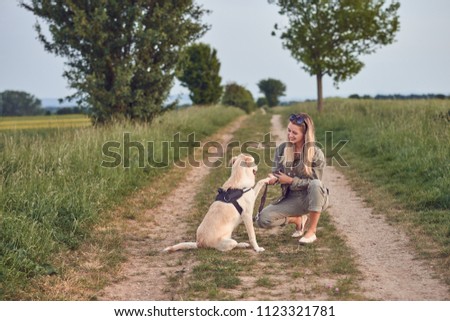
[
  {"xmin": 244, "ymin": 155, "xmax": 255, "ymax": 164},
  {"xmin": 229, "ymin": 155, "xmax": 239, "ymax": 166}
]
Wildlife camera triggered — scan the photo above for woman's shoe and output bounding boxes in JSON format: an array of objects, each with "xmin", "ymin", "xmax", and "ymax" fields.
[
  {"xmin": 299, "ymin": 234, "xmax": 317, "ymax": 244},
  {"xmin": 291, "ymin": 215, "xmax": 308, "ymax": 238}
]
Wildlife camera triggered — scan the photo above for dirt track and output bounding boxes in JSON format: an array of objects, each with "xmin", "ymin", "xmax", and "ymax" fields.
[
  {"xmin": 99, "ymin": 114, "xmax": 449, "ymax": 300},
  {"xmin": 98, "ymin": 116, "xmax": 247, "ymax": 300}
]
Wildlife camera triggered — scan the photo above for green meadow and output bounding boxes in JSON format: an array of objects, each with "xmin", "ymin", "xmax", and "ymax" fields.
[
  {"xmin": 0, "ymin": 99, "xmax": 449, "ymax": 299},
  {"xmin": 0, "ymin": 106, "xmax": 244, "ymax": 299}
]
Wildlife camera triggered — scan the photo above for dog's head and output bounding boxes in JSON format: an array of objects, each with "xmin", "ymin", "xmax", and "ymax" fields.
[{"xmin": 223, "ymin": 154, "xmax": 257, "ymax": 189}]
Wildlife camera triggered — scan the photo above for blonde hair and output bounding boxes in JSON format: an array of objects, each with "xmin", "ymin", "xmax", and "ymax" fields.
[{"xmin": 282, "ymin": 113, "xmax": 316, "ymax": 177}]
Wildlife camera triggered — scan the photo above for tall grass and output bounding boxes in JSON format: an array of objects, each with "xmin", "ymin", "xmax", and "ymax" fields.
[
  {"xmin": 280, "ymin": 99, "xmax": 449, "ymax": 211},
  {"xmin": 276, "ymin": 99, "xmax": 449, "ymax": 281},
  {"xmin": 0, "ymin": 105, "xmax": 244, "ymax": 299}
]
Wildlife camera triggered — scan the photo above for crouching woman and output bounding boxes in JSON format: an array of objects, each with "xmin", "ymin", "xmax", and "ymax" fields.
[{"xmin": 256, "ymin": 113, "xmax": 329, "ymax": 244}]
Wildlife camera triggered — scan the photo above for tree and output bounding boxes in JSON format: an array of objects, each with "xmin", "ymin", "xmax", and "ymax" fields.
[
  {"xmin": 0, "ymin": 90, "xmax": 43, "ymax": 116},
  {"xmin": 21, "ymin": 0, "xmax": 208, "ymax": 124},
  {"xmin": 270, "ymin": 0, "xmax": 400, "ymax": 112},
  {"xmin": 221, "ymin": 83, "xmax": 255, "ymax": 114},
  {"xmin": 177, "ymin": 43, "xmax": 222, "ymax": 105},
  {"xmin": 257, "ymin": 78, "xmax": 286, "ymax": 107}
]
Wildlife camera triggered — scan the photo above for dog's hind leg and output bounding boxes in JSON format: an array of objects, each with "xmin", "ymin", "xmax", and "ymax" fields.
[
  {"xmin": 215, "ymin": 239, "xmax": 249, "ymax": 251},
  {"xmin": 162, "ymin": 242, "xmax": 197, "ymax": 253},
  {"xmin": 235, "ymin": 242, "xmax": 250, "ymax": 248}
]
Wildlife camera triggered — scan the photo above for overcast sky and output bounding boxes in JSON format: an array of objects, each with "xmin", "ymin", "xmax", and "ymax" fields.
[{"xmin": 1, "ymin": 0, "xmax": 449, "ymax": 102}]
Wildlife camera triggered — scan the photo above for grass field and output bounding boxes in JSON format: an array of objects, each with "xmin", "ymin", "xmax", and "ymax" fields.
[
  {"xmin": 0, "ymin": 106, "xmax": 244, "ymax": 299},
  {"xmin": 0, "ymin": 114, "xmax": 91, "ymax": 130}
]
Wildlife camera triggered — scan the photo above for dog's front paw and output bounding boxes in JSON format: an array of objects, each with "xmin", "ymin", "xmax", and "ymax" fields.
[
  {"xmin": 255, "ymin": 247, "xmax": 265, "ymax": 253},
  {"xmin": 263, "ymin": 177, "xmax": 272, "ymax": 184}
]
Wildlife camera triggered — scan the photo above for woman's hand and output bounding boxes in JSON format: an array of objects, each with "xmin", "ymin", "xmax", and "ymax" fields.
[{"xmin": 273, "ymin": 171, "xmax": 294, "ymax": 185}]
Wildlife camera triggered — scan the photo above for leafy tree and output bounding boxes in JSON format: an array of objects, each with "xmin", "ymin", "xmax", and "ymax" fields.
[
  {"xmin": 257, "ymin": 78, "xmax": 286, "ymax": 107},
  {"xmin": 221, "ymin": 83, "xmax": 255, "ymax": 114},
  {"xmin": 0, "ymin": 90, "xmax": 43, "ymax": 116},
  {"xmin": 177, "ymin": 43, "xmax": 222, "ymax": 105},
  {"xmin": 21, "ymin": 0, "xmax": 208, "ymax": 124},
  {"xmin": 270, "ymin": 0, "xmax": 400, "ymax": 112}
]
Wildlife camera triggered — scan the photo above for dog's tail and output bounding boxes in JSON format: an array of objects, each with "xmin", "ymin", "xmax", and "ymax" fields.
[{"xmin": 162, "ymin": 242, "xmax": 198, "ymax": 253}]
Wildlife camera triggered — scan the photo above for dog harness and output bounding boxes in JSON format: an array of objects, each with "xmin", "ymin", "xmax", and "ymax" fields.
[{"xmin": 215, "ymin": 188, "xmax": 251, "ymax": 215}]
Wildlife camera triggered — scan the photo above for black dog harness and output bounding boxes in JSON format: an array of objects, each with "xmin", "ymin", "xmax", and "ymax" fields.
[{"xmin": 215, "ymin": 188, "xmax": 251, "ymax": 215}]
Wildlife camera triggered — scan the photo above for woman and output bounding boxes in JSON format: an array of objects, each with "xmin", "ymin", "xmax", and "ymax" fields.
[{"xmin": 256, "ymin": 113, "xmax": 329, "ymax": 244}]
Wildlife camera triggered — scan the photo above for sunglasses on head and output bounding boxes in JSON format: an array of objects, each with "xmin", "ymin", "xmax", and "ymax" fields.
[{"xmin": 289, "ymin": 114, "xmax": 307, "ymax": 127}]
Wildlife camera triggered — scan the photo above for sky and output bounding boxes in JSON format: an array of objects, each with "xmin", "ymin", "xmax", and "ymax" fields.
[{"xmin": 1, "ymin": 0, "xmax": 449, "ymax": 103}]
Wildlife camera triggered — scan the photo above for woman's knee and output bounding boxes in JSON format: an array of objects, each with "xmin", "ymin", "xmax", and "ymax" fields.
[
  {"xmin": 307, "ymin": 179, "xmax": 327, "ymax": 212},
  {"xmin": 307, "ymin": 179, "xmax": 322, "ymax": 192},
  {"xmin": 256, "ymin": 211, "xmax": 272, "ymax": 228},
  {"xmin": 256, "ymin": 209, "xmax": 285, "ymax": 229}
]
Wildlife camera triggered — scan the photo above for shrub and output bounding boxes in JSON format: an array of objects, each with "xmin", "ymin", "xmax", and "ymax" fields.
[{"xmin": 221, "ymin": 83, "xmax": 255, "ymax": 114}]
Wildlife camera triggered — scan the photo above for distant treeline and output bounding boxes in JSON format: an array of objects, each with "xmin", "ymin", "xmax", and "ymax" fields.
[
  {"xmin": 47, "ymin": 106, "xmax": 86, "ymax": 115},
  {"xmin": 349, "ymin": 94, "xmax": 450, "ymax": 100},
  {"xmin": 0, "ymin": 90, "xmax": 88, "ymax": 116}
]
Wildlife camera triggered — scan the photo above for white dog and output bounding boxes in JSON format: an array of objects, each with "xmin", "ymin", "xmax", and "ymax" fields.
[{"xmin": 163, "ymin": 154, "xmax": 269, "ymax": 252}]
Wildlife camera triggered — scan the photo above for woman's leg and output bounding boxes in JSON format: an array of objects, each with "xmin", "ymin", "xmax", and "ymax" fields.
[
  {"xmin": 287, "ymin": 216, "xmax": 302, "ymax": 227},
  {"xmin": 299, "ymin": 179, "xmax": 327, "ymax": 241},
  {"xmin": 287, "ymin": 216, "xmax": 308, "ymax": 237},
  {"xmin": 257, "ymin": 180, "xmax": 328, "ymax": 237},
  {"xmin": 256, "ymin": 204, "xmax": 289, "ymax": 228},
  {"xmin": 303, "ymin": 211, "xmax": 320, "ymax": 239}
]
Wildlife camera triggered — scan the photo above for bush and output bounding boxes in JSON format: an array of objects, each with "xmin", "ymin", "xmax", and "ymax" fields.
[
  {"xmin": 221, "ymin": 83, "xmax": 255, "ymax": 114},
  {"xmin": 256, "ymin": 97, "xmax": 268, "ymax": 107}
]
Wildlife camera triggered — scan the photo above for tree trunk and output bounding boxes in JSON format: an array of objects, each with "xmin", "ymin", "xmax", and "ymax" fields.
[{"xmin": 316, "ymin": 73, "xmax": 323, "ymax": 112}]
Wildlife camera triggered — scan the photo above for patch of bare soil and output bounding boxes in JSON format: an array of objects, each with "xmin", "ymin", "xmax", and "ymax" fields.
[
  {"xmin": 98, "ymin": 116, "xmax": 246, "ymax": 300},
  {"xmin": 323, "ymin": 168, "xmax": 449, "ymax": 300},
  {"xmin": 271, "ymin": 114, "xmax": 449, "ymax": 300}
]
